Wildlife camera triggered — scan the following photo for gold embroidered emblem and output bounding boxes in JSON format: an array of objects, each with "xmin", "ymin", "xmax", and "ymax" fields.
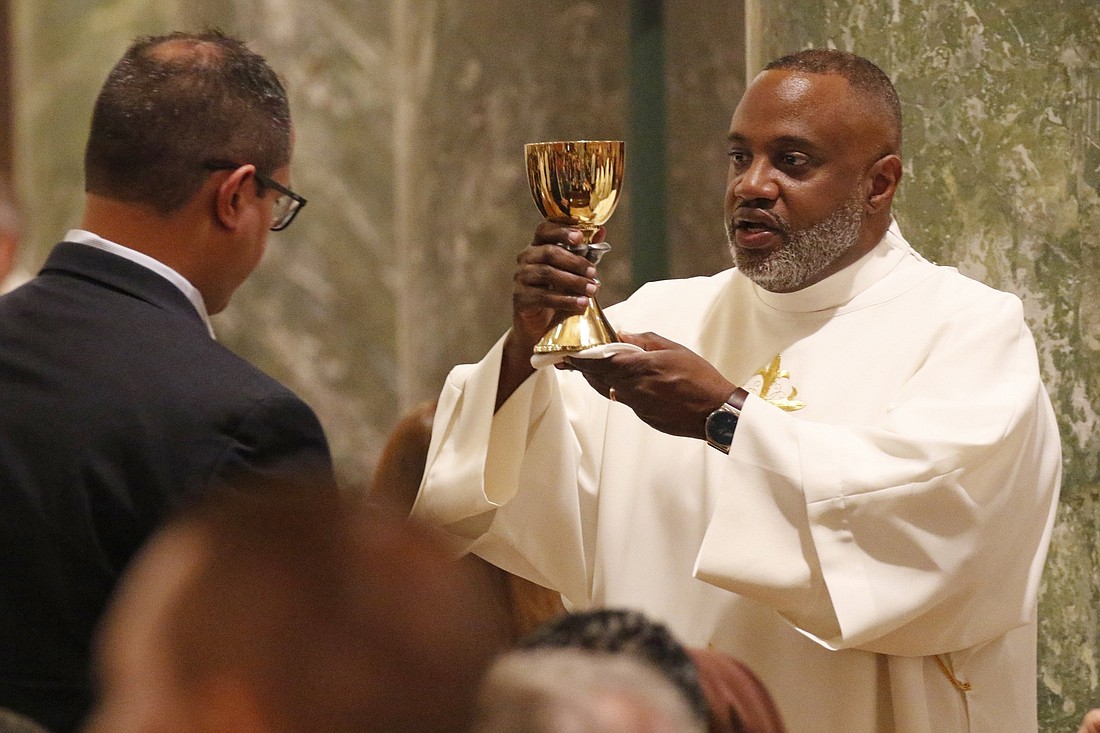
[{"xmin": 743, "ymin": 355, "xmax": 806, "ymax": 412}]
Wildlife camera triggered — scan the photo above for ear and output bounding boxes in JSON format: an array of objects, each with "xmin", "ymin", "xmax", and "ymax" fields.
[
  {"xmin": 865, "ymin": 154, "xmax": 901, "ymax": 214},
  {"xmin": 213, "ymin": 165, "xmax": 257, "ymax": 230}
]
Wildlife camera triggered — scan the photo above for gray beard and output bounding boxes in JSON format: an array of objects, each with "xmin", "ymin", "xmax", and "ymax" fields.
[{"xmin": 727, "ymin": 194, "xmax": 864, "ymax": 292}]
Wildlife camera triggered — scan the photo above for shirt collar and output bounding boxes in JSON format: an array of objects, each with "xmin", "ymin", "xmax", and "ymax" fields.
[{"xmin": 64, "ymin": 229, "xmax": 216, "ymax": 339}]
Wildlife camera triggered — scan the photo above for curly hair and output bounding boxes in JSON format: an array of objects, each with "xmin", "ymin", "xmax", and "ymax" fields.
[{"xmin": 517, "ymin": 608, "xmax": 710, "ymax": 723}]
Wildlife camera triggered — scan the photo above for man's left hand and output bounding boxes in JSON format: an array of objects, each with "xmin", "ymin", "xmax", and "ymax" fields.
[{"xmin": 562, "ymin": 332, "xmax": 736, "ymax": 440}]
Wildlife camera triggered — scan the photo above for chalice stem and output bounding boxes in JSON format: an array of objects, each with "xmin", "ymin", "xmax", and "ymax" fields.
[
  {"xmin": 533, "ymin": 297, "xmax": 618, "ymax": 354},
  {"xmin": 588, "ymin": 295, "xmax": 619, "ymax": 341}
]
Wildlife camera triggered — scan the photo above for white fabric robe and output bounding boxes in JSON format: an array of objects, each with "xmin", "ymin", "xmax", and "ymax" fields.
[{"xmin": 412, "ymin": 223, "xmax": 1062, "ymax": 733}]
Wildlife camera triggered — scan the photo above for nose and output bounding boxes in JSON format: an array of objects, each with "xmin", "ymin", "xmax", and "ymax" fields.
[{"xmin": 730, "ymin": 156, "xmax": 778, "ymax": 203}]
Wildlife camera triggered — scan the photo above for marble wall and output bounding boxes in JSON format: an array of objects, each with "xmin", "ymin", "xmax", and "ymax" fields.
[
  {"xmin": 755, "ymin": 1, "xmax": 1100, "ymax": 729},
  {"xmin": 9, "ymin": 1, "xmax": 1097, "ymax": 729}
]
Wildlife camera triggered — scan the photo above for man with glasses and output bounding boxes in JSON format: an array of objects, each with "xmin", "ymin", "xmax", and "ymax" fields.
[{"xmin": 0, "ymin": 31, "xmax": 335, "ymax": 733}]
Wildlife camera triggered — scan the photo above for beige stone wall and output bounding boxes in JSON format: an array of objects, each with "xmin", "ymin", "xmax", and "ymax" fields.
[{"xmin": 10, "ymin": 1, "xmax": 1096, "ymax": 729}]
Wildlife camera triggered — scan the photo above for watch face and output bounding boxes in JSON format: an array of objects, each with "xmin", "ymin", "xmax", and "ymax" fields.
[{"xmin": 706, "ymin": 408, "xmax": 739, "ymax": 446}]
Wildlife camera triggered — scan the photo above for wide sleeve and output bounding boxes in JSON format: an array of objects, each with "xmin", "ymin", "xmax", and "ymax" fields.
[
  {"xmin": 695, "ymin": 295, "xmax": 1062, "ymax": 656},
  {"xmin": 411, "ymin": 333, "xmax": 603, "ymax": 608}
]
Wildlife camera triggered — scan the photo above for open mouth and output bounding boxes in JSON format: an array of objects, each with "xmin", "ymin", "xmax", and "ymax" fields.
[
  {"xmin": 736, "ymin": 220, "xmax": 778, "ymax": 234},
  {"xmin": 732, "ymin": 210, "xmax": 785, "ymax": 248}
]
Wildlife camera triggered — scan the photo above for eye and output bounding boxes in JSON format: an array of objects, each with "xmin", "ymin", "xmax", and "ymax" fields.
[
  {"xmin": 727, "ymin": 149, "xmax": 750, "ymax": 169},
  {"xmin": 778, "ymin": 152, "xmax": 811, "ymax": 168}
]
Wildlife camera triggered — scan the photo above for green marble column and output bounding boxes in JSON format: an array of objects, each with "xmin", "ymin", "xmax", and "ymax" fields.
[
  {"xmin": 628, "ymin": 0, "xmax": 669, "ymax": 288},
  {"xmin": 753, "ymin": 2, "xmax": 1100, "ymax": 730}
]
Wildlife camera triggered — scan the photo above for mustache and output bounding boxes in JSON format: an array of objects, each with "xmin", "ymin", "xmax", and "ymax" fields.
[{"xmin": 728, "ymin": 204, "xmax": 789, "ymax": 237}]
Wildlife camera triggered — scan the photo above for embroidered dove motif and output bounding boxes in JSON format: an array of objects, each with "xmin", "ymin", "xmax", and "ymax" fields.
[{"xmin": 743, "ymin": 354, "xmax": 806, "ymax": 412}]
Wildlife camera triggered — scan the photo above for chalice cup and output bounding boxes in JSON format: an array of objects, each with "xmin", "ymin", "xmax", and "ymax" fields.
[{"xmin": 525, "ymin": 140, "xmax": 625, "ymax": 354}]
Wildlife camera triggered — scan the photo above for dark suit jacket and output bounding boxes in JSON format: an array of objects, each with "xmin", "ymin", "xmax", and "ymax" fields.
[{"xmin": 0, "ymin": 242, "xmax": 336, "ymax": 733}]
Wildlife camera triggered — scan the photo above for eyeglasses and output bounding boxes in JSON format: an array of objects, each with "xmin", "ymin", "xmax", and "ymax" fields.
[{"xmin": 203, "ymin": 161, "xmax": 307, "ymax": 231}]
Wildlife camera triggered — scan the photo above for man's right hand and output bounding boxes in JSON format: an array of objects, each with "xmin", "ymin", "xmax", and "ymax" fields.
[{"xmin": 496, "ymin": 221, "xmax": 601, "ymax": 411}]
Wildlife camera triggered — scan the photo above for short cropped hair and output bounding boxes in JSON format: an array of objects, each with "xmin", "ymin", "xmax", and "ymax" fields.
[
  {"xmin": 84, "ymin": 30, "xmax": 291, "ymax": 215},
  {"xmin": 517, "ymin": 608, "xmax": 709, "ymax": 724},
  {"xmin": 765, "ymin": 48, "xmax": 902, "ymax": 153}
]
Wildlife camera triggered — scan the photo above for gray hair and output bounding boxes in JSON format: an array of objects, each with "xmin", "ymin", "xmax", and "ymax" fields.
[{"xmin": 473, "ymin": 648, "xmax": 707, "ymax": 733}]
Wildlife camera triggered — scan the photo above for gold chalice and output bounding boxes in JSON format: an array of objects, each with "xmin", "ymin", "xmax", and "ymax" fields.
[{"xmin": 525, "ymin": 140, "xmax": 625, "ymax": 354}]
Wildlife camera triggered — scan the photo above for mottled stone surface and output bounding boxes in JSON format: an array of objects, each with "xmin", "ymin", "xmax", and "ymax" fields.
[
  {"xmin": 11, "ymin": 1, "xmax": 629, "ymax": 488},
  {"xmin": 233, "ymin": 0, "xmax": 635, "ymax": 488},
  {"xmin": 757, "ymin": 1, "xmax": 1100, "ymax": 729},
  {"xmin": 12, "ymin": 1, "xmax": 1096, "ymax": 728}
]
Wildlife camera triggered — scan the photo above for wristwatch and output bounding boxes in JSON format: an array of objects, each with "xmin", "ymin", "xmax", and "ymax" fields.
[{"xmin": 705, "ymin": 399, "xmax": 742, "ymax": 454}]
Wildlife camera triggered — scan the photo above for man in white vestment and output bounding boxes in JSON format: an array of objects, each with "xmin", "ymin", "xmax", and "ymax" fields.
[{"xmin": 411, "ymin": 49, "xmax": 1062, "ymax": 733}]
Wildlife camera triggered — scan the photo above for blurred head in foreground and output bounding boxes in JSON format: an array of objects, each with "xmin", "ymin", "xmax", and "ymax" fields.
[
  {"xmin": 515, "ymin": 608, "xmax": 787, "ymax": 733},
  {"xmin": 85, "ymin": 485, "xmax": 505, "ymax": 733},
  {"xmin": 516, "ymin": 608, "xmax": 709, "ymax": 724},
  {"xmin": 473, "ymin": 647, "xmax": 706, "ymax": 733}
]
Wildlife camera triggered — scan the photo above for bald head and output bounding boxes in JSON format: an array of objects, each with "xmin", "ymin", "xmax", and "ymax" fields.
[
  {"xmin": 764, "ymin": 48, "xmax": 902, "ymax": 155},
  {"xmin": 89, "ymin": 486, "xmax": 506, "ymax": 733}
]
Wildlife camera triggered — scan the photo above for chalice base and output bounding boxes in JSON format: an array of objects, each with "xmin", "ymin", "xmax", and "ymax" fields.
[{"xmin": 533, "ymin": 298, "xmax": 618, "ymax": 353}]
